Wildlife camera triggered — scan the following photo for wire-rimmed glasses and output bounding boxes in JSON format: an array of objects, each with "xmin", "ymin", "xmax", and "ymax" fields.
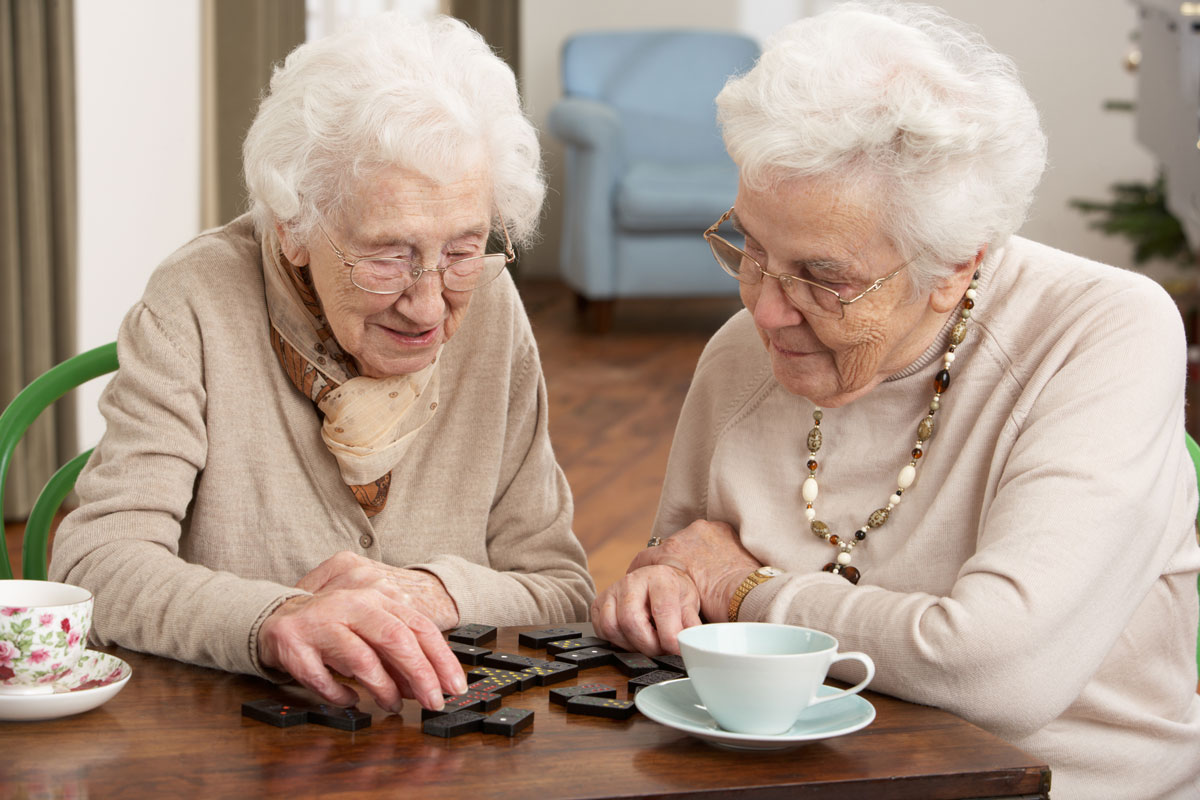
[
  {"xmin": 319, "ymin": 218, "xmax": 516, "ymax": 295},
  {"xmin": 704, "ymin": 207, "xmax": 911, "ymax": 319}
]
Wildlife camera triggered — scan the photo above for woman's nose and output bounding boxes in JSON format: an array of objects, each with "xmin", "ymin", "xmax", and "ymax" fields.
[
  {"xmin": 751, "ymin": 273, "xmax": 805, "ymax": 330},
  {"xmin": 395, "ymin": 268, "xmax": 447, "ymax": 324}
]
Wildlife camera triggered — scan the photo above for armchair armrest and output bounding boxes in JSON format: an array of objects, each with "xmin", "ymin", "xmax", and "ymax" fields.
[
  {"xmin": 547, "ymin": 97, "xmax": 622, "ymax": 152},
  {"xmin": 547, "ymin": 97, "xmax": 625, "ymax": 297}
]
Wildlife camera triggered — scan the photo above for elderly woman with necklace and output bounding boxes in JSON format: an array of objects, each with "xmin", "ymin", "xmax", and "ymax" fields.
[
  {"xmin": 592, "ymin": 4, "xmax": 1200, "ymax": 797},
  {"xmin": 50, "ymin": 15, "xmax": 593, "ymax": 714}
]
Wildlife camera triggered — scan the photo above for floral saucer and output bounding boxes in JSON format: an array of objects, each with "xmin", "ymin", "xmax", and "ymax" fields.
[
  {"xmin": 0, "ymin": 650, "xmax": 131, "ymax": 721},
  {"xmin": 634, "ymin": 677, "xmax": 875, "ymax": 751}
]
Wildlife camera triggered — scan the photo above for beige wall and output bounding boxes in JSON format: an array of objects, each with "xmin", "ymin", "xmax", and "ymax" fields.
[{"xmin": 522, "ymin": 0, "xmax": 1158, "ymax": 280}]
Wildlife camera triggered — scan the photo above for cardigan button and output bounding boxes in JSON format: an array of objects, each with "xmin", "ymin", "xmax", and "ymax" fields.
[{"xmin": 359, "ymin": 534, "xmax": 374, "ymax": 549}]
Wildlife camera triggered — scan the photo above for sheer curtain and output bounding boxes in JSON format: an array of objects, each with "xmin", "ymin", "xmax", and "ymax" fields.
[{"xmin": 0, "ymin": 0, "xmax": 77, "ymax": 519}]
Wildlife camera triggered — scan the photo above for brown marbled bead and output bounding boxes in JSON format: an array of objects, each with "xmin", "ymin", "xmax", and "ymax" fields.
[
  {"xmin": 949, "ymin": 320, "xmax": 968, "ymax": 345},
  {"xmin": 829, "ymin": 535, "xmax": 840, "ymax": 546},
  {"xmin": 963, "ymin": 298, "xmax": 975, "ymax": 309},
  {"xmin": 841, "ymin": 566, "xmax": 861, "ymax": 584},
  {"xmin": 868, "ymin": 508, "xmax": 890, "ymax": 528},
  {"xmin": 912, "ymin": 448, "xmax": 923, "ymax": 459},
  {"xmin": 822, "ymin": 562, "xmax": 839, "ymax": 573},
  {"xmin": 807, "ymin": 426, "xmax": 823, "ymax": 452},
  {"xmin": 811, "ymin": 520, "xmax": 830, "ymax": 538},
  {"xmin": 917, "ymin": 416, "xmax": 934, "ymax": 441},
  {"xmin": 807, "ymin": 458, "xmax": 818, "ymax": 470},
  {"xmin": 934, "ymin": 369, "xmax": 951, "ymax": 393}
]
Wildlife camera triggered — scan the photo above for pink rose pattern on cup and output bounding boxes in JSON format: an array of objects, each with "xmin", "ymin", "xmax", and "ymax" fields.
[{"xmin": 0, "ymin": 602, "xmax": 92, "ymax": 687}]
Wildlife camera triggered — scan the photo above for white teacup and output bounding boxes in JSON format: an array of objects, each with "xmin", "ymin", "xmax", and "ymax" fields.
[
  {"xmin": 0, "ymin": 580, "xmax": 93, "ymax": 695},
  {"xmin": 677, "ymin": 622, "xmax": 875, "ymax": 736}
]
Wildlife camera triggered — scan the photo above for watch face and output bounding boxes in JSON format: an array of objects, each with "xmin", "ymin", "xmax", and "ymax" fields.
[{"xmin": 759, "ymin": 567, "xmax": 782, "ymax": 578}]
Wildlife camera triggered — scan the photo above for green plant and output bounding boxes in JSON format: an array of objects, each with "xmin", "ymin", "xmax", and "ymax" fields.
[{"xmin": 1070, "ymin": 172, "xmax": 1193, "ymax": 266}]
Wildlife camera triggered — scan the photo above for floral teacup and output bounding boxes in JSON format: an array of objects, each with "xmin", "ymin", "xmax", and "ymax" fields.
[{"xmin": 0, "ymin": 580, "xmax": 93, "ymax": 695}]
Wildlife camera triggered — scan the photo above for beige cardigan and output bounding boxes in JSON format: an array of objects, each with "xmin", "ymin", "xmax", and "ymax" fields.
[
  {"xmin": 51, "ymin": 215, "xmax": 594, "ymax": 678},
  {"xmin": 654, "ymin": 236, "xmax": 1200, "ymax": 799}
]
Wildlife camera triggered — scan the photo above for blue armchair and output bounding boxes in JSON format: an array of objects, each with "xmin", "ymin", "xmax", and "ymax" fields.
[{"xmin": 547, "ymin": 30, "xmax": 760, "ymax": 331}]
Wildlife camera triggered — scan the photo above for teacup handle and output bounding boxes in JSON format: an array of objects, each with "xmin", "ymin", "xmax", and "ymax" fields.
[{"xmin": 808, "ymin": 651, "xmax": 875, "ymax": 708}]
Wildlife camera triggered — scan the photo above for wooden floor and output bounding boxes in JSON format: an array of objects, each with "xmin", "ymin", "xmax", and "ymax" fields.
[
  {"xmin": 4, "ymin": 281, "xmax": 744, "ymax": 595},
  {"xmin": 522, "ymin": 281, "xmax": 743, "ymax": 592}
]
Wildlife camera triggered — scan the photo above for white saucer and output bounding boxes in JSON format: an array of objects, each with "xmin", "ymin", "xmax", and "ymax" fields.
[
  {"xmin": 0, "ymin": 650, "xmax": 131, "ymax": 721},
  {"xmin": 634, "ymin": 677, "xmax": 875, "ymax": 751}
]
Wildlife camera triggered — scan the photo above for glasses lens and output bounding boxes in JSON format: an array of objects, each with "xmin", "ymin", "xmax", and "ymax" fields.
[
  {"xmin": 777, "ymin": 276, "xmax": 844, "ymax": 319},
  {"xmin": 444, "ymin": 254, "xmax": 507, "ymax": 292},
  {"xmin": 352, "ymin": 259, "xmax": 419, "ymax": 294},
  {"xmin": 708, "ymin": 236, "xmax": 760, "ymax": 284}
]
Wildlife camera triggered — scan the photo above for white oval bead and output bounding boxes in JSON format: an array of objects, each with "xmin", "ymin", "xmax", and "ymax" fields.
[
  {"xmin": 836, "ymin": 552, "xmax": 852, "ymax": 565},
  {"xmin": 966, "ymin": 288, "xmax": 977, "ymax": 300},
  {"xmin": 802, "ymin": 477, "xmax": 819, "ymax": 502},
  {"xmin": 804, "ymin": 507, "xmax": 816, "ymax": 520},
  {"xmin": 944, "ymin": 352, "xmax": 956, "ymax": 363},
  {"xmin": 889, "ymin": 493, "xmax": 902, "ymax": 505},
  {"xmin": 898, "ymin": 464, "xmax": 916, "ymax": 489}
]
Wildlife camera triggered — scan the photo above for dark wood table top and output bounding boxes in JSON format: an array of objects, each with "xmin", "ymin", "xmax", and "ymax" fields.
[{"xmin": 1, "ymin": 626, "xmax": 1050, "ymax": 799}]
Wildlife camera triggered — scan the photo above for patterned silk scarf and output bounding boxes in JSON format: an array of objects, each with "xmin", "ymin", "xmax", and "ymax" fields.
[{"xmin": 261, "ymin": 229, "xmax": 440, "ymax": 518}]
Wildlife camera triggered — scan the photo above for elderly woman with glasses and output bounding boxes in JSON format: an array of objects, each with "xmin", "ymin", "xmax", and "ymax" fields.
[
  {"xmin": 593, "ymin": 4, "xmax": 1200, "ymax": 797},
  {"xmin": 50, "ymin": 15, "xmax": 593, "ymax": 714}
]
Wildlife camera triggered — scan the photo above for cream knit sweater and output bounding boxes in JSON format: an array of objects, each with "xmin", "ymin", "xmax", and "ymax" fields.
[
  {"xmin": 654, "ymin": 236, "xmax": 1200, "ymax": 799},
  {"xmin": 51, "ymin": 215, "xmax": 594, "ymax": 678}
]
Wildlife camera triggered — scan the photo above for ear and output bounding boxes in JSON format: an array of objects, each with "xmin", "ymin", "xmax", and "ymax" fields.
[
  {"xmin": 275, "ymin": 221, "xmax": 310, "ymax": 266},
  {"xmin": 929, "ymin": 245, "xmax": 986, "ymax": 313}
]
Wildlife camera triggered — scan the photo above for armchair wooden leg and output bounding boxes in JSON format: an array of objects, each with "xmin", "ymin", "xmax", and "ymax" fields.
[{"xmin": 572, "ymin": 295, "xmax": 616, "ymax": 334}]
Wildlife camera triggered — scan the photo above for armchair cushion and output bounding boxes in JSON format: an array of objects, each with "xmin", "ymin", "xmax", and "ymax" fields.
[{"xmin": 616, "ymin": 161, "xmax": 738, "ymax": 231}]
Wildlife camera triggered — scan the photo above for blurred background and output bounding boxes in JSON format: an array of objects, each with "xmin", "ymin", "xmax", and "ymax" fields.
[{"xmin": 2, "ymin": 0, "xmax": 1192, "ymax": 589}]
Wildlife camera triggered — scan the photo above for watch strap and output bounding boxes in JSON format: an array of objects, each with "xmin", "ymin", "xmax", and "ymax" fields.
[{"xmin": 727, "ymin": 567, "xmax": 778, "ymax": 622}]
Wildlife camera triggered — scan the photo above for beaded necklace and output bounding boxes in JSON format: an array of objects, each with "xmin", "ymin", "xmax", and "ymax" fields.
[{"xmin": 802, "ymin": 270, "xmax": 980, "ymax": 584}]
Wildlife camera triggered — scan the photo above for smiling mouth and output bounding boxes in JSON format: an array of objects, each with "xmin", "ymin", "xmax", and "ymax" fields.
[{"xmin": 381, "ymin": 324, "xmax": 439, "ymax": 346}]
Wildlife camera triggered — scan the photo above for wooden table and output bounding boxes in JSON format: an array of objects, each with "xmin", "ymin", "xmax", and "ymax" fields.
[{"xmin": 1, "ymin": 626, "xmax": 1050, "ymax": 799}]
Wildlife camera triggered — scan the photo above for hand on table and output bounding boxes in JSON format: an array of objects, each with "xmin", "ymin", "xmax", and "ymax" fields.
[
  {"xmin": 296, "ymin": 551, "xmax": 460, "ymax": 630},
  {"xmin": 591, "ymin": 520, "xmax": 762, "ymax": 655},
  {"xmin": 257, "ymin": 552, "xmax": 466, "ymax": 713}
]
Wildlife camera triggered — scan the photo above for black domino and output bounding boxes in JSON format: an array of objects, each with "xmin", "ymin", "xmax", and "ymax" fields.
[
  {"xmin": 448, "ymin": 642, "xmax": 492, "ymax": 665},
  {"xmin": 241, "ymin": 700, "xmax": 308, "ymax": 728},
  {"xmin": 519, "ymin": 661, "xmax": 578, "ymax": 686},
  {"xmin": 447, "ymin": 624, "xmax": 497, "ymax": 646},
  {"xmin": 465, "ymin": 672, "xmax": 523, "ymax": 696},
  {"xmin": 651, "ymin": 654, "xmax": 688, "ymax": 674},
  {"xmin": 420, "ymin": 689, "xmax": 502, "ymax": 720},
  {"xmin": 422, "ymin": 709, "xmax": 486, "ymax": 738},
  {"xmin": 628, "ymin": 670, "xmax": 686, "ymax": 694},
  {"xmin": 481, "ymin": 652, "xmax": 548, "ymax": 671},
  {"xmin": 554, "ymin": 647, "xmax": 615, "ymax": 670},
  {"xmin": 549, "ymin": 683, "xmax": 617, "ymax": 706},
  {"xmin": 305, "ymin": 703, "xmax": 372, "ymax": 731},
  {"xmin": 565, "ymin": 695, "xmax": 637, "ymax": 720},
  {"xmin": 469, "ymin": 666, "xmax": 537, "ymax": 692},
  {"xmin": 517, "ymin": 628, "xmax": 584, "ymax": 649},
  {"xmin": 546, "ymin": 636, "xmax": 613, "ymax": 655},
  {"xmin": 482, "ymin": 707, "xmax": 534, "ymax": 736},
  {"xmin": 612, "ymin": 652, "xmax": 658, "ymax": 677}
]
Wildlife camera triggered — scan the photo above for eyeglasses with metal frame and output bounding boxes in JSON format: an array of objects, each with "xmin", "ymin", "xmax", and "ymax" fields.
[
  {"xmin": 318, "ymin": 217, "xmax": 516, "ymax": 295},
  {"xmin": 703, "ymin": 207, "xmax": 912, "ymax": 320}
]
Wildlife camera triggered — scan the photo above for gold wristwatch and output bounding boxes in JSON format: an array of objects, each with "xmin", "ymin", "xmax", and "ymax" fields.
[{"xmin": 727, "ymin": 566, "xmax": 781, "ymax": 622}]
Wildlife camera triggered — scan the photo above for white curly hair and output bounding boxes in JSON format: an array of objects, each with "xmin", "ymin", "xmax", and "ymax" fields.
[{"xmin": 717, "ymin": 2, "xmax": 1047, "ymax": 289}]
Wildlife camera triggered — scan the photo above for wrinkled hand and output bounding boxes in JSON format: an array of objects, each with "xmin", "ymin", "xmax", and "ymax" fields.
[
  {"xmin": 629, "ymin": 519, "xmax": 762, "ymax": 624},
  {"xmin": 296, "ymin": 551, "xmax": 460, "ymax": 630},
  {"xmin": 592, "ymin": 520, "xmax": 762, "ymax": 653},
  {"xmin": 591, "ymin": 564, "xmax": 702, "ymax": 655},
  {"xmin": 257, "ymin": 553, "xmax": 466, "ymax": 713}
]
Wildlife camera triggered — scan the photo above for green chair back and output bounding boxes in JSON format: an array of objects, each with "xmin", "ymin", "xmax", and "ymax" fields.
[
  {"xmin": 0, "ymin": 342, "xmax": 119, "ymax": 580},
  {"xmin": 1185, "ymin": 433, "xmax": 1200, "ymax": 672}
]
